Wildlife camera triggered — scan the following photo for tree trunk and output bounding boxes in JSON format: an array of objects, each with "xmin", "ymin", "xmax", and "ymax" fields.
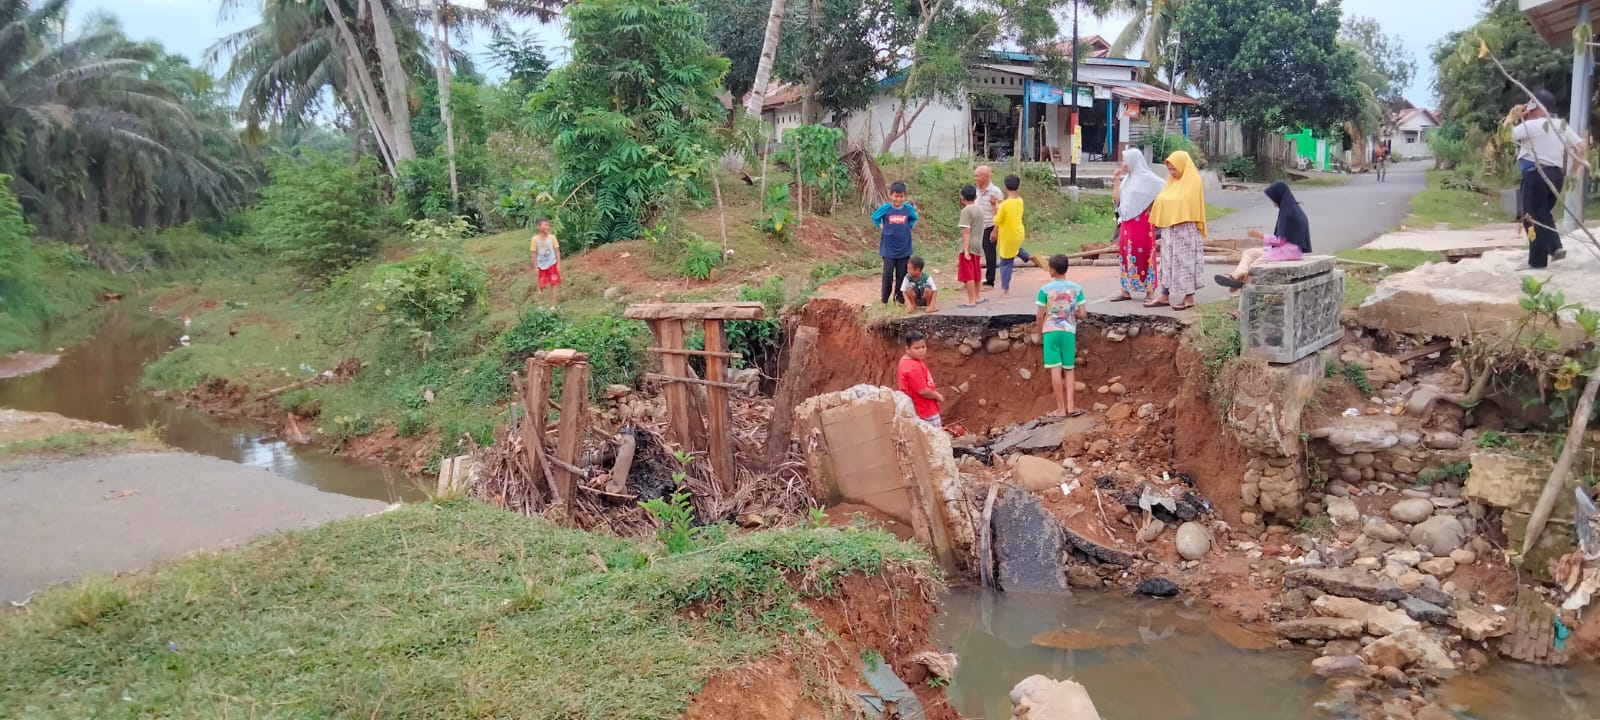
[
  {"xmin": 366, "ymin": 0, "xmax": 417, "ymax": 163},
  {"xmin": 327, "ymin": 0, "xmax": 400, "ymax": 175},
  {"xmin": 1522, "ymin": 364, "xmax": 1600, "ymax": 555},
  {"xmin": 744, "ymin": 0, "xmax": 787, "ymax": 119},
  {"xmin": 797, "ymin": 0, "xmax": 822, "ymax": 124},
  {"xmin": 878, "ymin": 0, "xmax": 940, "ymax": 155},
  {"xmin": 434, "ymin": 0, "xmax": 459, "ymax": 207}
]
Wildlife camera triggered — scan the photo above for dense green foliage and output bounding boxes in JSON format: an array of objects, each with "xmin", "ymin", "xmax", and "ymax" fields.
[
  {"xmin": 257, "ymin": 154, "xmax": 387, "ymax": 282},
  {"xmin": 1434, "ymin": 0, "xmax": 1573, "ymax": 140},
  {"xmin": 778, "ymin": 125, "xmax": 852, "ymax": 215},
  {"xmin": 1178, "ymin": 0, "xmax": 1361, "ymax": 141},
  {"xmin": 362, "ymin": 218, "xmax": 488, "ymax": 339},
  {"xmin": 500, "ymin": 307, "xmax": 649, "ymax": 399},
  {"xmin": 531, "ymin": 0, "xmax": 730, "ymax": 248},
  {"xmin": 1, "ymin": 0, "xmax": 252, "ymax": 237},
  {"xmin": 0, "ymin": 501, "xmax": 932, "ymax": 719}
]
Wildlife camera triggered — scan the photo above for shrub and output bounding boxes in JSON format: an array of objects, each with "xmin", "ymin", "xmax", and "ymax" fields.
[
  {"xmin": 361, "ymin": 218, "xmax": 488, "ymax": 344},
  {"xmin": 1220, "ymin": 154, "xmax": 1256, "ymax": 179},
  {"xmin": 258, "ymin": 154, "xmax": 386, "ymax": 282},
  {"xmin": 677, "ymin": 241, "xmax": 723, "ymax": 280},
  {"xmin": 1144, "ymin": 130, "xmax": 1206, "ymax": 168},
  {"xmin": 758, "ymin": 183, "xmax": 795, "ymax": 242},
  {"xmin": 499, "ymin": 307, "xmax": 647, "ymax": 399},
  {"xmin": 776, "ymin": 125, "xmax": 851, "ymax": 215}
]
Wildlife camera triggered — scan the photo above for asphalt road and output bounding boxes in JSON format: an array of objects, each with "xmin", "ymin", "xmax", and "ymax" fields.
[
  {"xmin": 0, "ymin": 452, "xmax": 388, "ymax": 602},
  {"xmin": 1206, "ymin": 161, "xmax": 1430, "ymax": 252}
]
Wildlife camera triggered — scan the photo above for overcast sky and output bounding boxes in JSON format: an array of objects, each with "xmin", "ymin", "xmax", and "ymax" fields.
[{"xmin": 83, "ymin": 0, "xmax": 1476, "ymax": 107}]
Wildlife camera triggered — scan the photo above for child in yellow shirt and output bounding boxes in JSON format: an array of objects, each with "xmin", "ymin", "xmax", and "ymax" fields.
[{"xmin": 991, "ymin": 174, "xmax": 1047, "ymax": 296}]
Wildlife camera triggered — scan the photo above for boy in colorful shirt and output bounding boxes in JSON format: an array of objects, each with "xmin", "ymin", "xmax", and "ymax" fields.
[
  {"xmin": 872, "ymin": 182, "xmax": 918, "ymax": 306},
  {"xmin": 896, "ymin": 330, "xmax": 944, "ymax": 427},
  {"xmin": 1036, "ymin": 254, "xmax": 1087, "ymax": 418},
  {"xmin": 899, "ymin": 256, "xmax": 939, "ymax": 313}
]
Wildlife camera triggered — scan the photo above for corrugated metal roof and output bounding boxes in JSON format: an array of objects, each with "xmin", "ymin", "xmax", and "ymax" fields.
[{"xmin": 1100, "ymin": 81, "xmax": 1198, "ymax": 106}]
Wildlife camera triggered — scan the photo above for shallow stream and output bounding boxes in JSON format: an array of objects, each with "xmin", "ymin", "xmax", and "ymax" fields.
[
  {"xmin": 935, "ymin": 588, "xmax": 1600, "ymax": 720},
  {"xmin": 0, "ymin": 304, "xmax": 410, "ymax": 501}
]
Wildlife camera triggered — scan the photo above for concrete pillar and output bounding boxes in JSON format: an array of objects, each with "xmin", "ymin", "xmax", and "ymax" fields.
[{"xmin": 1564, "ymin": 1, "xmax": 1593, "ymax": 232}]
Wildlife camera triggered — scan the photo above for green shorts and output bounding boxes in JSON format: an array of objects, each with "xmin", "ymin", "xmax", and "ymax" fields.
[{"xmin": 1042, "ymin": 331, "xmax": 1077, "ymax": 369}]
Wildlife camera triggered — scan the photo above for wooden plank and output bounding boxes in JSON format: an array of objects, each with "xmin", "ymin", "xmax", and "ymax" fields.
[
  {"xmin": 521, "ymin": 359, "xmax": 556, "ymax": 502},
  {"xmin": 653, "ymin": 320, "xmax": 698, "ymax": 451},
  {"xmin": 763, "ymin": 325, "xmax": 818, "ymax": 468},
  {"xmin": 643, "ymin": 372, "xmax": 744, "ymax": 390},
  {"xmin": 1394, "ymin": 341, "xmax": 1453, "ymax": 364},
  {"xmin": 624, "ymin": 302, "xmax": 766, "ymax": 321},
  {"xmin": 683, "ymin": 362, "xmax": 710, "ymax": 453},
  {"xmin": 703, "ymin": 319, "xmax": 734, "ymax": 495},
  {"xmin": 647, "ymin": 346, "xmax": 743, "ymax": 359},
  {"xmin": 534, "ymin": 349, "xmax": 589, "ymax": 365},
  {"xmin": 554, "ymin": 362, "xmax": 591, "ymax": 520}
]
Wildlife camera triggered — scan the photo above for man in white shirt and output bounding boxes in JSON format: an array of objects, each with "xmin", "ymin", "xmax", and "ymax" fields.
[
  {"xmin": 1508, "ymin": 89, "xmax": 1585, "ymax": 268},
  {"xmin": 973, "ymin": 165, "xmax": 1006, "ymax": 288}
]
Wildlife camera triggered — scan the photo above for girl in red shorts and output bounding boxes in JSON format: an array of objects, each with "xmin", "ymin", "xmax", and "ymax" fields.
[{"xmin": 531, "ymin": 217, "xmax": 562, "ymax": 309}]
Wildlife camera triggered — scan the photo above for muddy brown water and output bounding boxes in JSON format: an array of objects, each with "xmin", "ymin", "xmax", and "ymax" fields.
[
  {"xmin": 936, "ymin": 588, "xmax": 1600, "ymax": 720},
  {"xmin": 0, "ymin": 305, "xmax": 414, "ymax": 502}
]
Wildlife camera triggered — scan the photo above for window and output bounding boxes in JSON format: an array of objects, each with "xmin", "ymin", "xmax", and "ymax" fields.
[{"xmin": 1403, "ymin": 131, "xmax": 1419, "ymax": 143}]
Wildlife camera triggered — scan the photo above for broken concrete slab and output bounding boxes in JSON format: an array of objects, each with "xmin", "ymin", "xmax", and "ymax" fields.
[
  {"xmin": 1276, "ymin": 617, "xmax": 1365, "ymax": 640},
  {"xmin": 1466, "ymin": 451, "xmax": 1579, "ymax": 518},
  {"xmin": 1284, "ymin": 567, "xmax": 1406, "ymax": 603},
  {"xmin": 991, "ymin": 413, "xmax": 1099, "ymax": 455},
  {"xmin": 1011, "ymin": 675, "xmax": 1104, "ymax": 720},
  {"xmin": 992, "ymin": 486, "xmax": 1068, "ymax": 593},
  {"xmin": 1357, "ymin": 246, "xmax": 1600, "ymax": 349}
]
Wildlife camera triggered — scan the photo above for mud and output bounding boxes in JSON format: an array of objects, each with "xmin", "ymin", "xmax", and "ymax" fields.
[{"xmin": 683, "ymin": 570, "xmax": 960, "ymax": 720}]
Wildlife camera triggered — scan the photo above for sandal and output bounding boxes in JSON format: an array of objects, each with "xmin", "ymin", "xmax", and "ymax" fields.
[
  {"xmin": 958, "ymin": 303, "xmax": 977, "ymax": 309},
  {"xmin": 1110, "ymin": 294, "xmax": 1134, "ymax": 302},
  {"xmin": 1171, "ymin": 302, "xmax": 1196, "ymax": 311},
  {"xmin": 1068, "ymin": 409, "xmax": 1087, "ymax": 418},
  {"xmin": 1214, "ymin": 274, "xmax": 1244, "ymax": 289},
  {"xmin": 1143, "ymin": 298, "xmax": 1170, "ymax": 308}
]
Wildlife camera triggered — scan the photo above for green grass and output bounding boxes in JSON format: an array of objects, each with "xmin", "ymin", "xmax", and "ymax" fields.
[
  {"xmin": 0, "ymin": 501, "xmax": 934, "ymax": 719},
  {"xmin": 1402, "ymin": 170, "xmax": 1504, "ymax": 229},
  {"xmin": 1333, "ymin": 249, "xmax": 1447, "ymax": 307},
  {"xmin": 0, "ymin": 428, "xmax": 164, "ymax": 458},
  {"xmin": 1290, "ymin": 177, "xmax": 1351, "ymax": 189}
]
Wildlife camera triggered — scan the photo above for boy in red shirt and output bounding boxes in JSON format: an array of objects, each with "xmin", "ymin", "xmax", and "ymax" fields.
[{"xmin": 896, "ymin": 330, "xmax": 944, "ymax": 427}]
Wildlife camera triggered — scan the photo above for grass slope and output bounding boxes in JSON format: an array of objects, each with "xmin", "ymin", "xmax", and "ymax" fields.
[
  {"xmin": 0, "ymin": 501, "xmax": 932, "ymax": 720},
  {"xmin": 1403, "ymin": 170, "xmax": 1504, "ymax": 229},
  {"xmin": 0, "ymin": 427, "xmax": 164, "ymax": 458}
]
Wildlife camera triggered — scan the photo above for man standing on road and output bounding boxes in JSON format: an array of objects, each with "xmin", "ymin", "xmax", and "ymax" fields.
[
  {"xmin": 1507, "ymin": 89, "xmax": 1585, "ymax": 269},
  {"xmin": 973, "ymin": 165, "xmax": 1006, "ymax": 288}
]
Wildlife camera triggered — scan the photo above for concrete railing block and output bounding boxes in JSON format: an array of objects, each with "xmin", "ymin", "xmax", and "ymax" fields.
[{"xmin": 1240, "ymin": 266, "xmax": 1345, "ymax": 364}]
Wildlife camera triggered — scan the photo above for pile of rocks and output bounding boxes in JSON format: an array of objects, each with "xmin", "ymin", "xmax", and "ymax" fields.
[{"xmin": 599, "ymin": 384, "xmax": 666, "ymax": 425}]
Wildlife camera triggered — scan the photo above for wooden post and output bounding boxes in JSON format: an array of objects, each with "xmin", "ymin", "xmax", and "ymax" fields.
[
  {"xmin": 654, "ymin": 320, "xmax": 696, "ymax": 451},
  {"xmin": 764, "ymin": 325, "xmax": 818, "ymax": 468},
  {"xmin": 554, "ymin": 362, "xmax": 591, "ymax": 519},
  {"xmin": 703, "ymin": 319, "xmax": 734, "ymax": 493},
  {"xmin": 521, "ymin": 358, "xmax": 554, "ymax": 500}
]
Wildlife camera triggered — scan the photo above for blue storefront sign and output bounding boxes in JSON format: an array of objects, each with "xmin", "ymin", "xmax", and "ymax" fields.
[{"xmin": 1025, "ymin": 81, "xmax": 1093, "ymax": 107}]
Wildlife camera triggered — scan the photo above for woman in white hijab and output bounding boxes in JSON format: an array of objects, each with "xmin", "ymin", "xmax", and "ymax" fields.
[{"xmin": 1111, "ymin": 149, "xmax": 1163, "ymax": 302}]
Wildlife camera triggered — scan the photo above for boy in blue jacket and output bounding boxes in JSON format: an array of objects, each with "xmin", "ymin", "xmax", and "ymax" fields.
[{"xmin": 872, "ymin": 182, "xmax": 918, "ymax": 306}]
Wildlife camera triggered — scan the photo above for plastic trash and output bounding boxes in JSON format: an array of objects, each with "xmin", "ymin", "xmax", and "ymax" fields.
[
  {"xmin": 1554, "ymin": 617, "xmax": 1571, "ymax": 650},
  {"xmin": 167, "ymin": 641, "xmax": 179, "ymax": 652},
  {"xmin": 1342, "ymin": 408, "xmax": 1360, "ymax": 417}
]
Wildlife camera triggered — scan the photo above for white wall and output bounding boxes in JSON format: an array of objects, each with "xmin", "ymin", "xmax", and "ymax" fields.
[
  {"xmin": 846, "ymin": 94, "xmax": 972, "ymax": 161},
  {"xmin": 1389, "ymin": 119, "xmax": 1438, "ymax": 158}
]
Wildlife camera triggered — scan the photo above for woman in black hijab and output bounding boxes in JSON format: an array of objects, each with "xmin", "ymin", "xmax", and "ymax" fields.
[{"xmin": 1215, "ymin": 181, "xmax": 1309, "ymax": 289}]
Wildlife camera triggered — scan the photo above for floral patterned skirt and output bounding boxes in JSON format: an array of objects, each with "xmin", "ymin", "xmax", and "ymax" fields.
[{"xmin": 1118, "ymin": 210, "xmax": 1157, "ymax": 295}]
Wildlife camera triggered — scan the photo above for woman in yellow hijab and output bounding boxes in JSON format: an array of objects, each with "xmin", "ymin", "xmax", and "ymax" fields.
[{"xmin": 1147, "ymin": 150, "xmax": 1208, "ymax": 311}]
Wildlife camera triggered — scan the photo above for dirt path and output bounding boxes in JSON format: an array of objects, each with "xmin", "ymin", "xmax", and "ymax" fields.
[{"xmin": 0, "ymin": 452, "xmax": 388, "ymax": 603}]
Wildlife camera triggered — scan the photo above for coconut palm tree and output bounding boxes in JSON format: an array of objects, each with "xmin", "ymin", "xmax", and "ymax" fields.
[
  {"xmin": 1099, "ymin": 0, "xmax": 1187, "ymax": 85},
  {"xmin": 0, "ymin": 0, "xmax": 249, "ymax": 236}
]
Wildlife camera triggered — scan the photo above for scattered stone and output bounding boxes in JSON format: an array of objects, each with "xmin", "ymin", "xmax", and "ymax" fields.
[
  {"xmin": 1106, "ymin": 329, "xmax": 1127, "ymax": 342},
  {"xmin": 1066, "ymin": 565, "xmax": 1104, "ymax": 589},
  {"xmin": 1010, "ymin": 675, "xmax": 1103, "ymax": 720},
  {"xmin": 1417, "ymin": 557, "xmax": 1457, "ymax": 577},
  {"xmin": 1392, "ymin": 456, "xmax": 1421, "ymax": 474},
  {"xmin": 992, "ymin": 420, "xmax": 1081, "ymax": 454},
  {"xmin": 1108, "ymin": 382, "xmax": 1127, "ymax": 395},
  {"xmin": 1451, "ymin": 607, "xmax": 1509, "ymax": 642},
  {"xmin": 1448, "ymin": 548, "xmax": 1477, "ymax": 565},
  {"xmin": 1360, "ymin": 629, "xmax": 1456, "ymax": 671},
  {"xmin": 1399, "ymin": 597, "xmax": 1453, "ymax": 624},
  {"xmin": 1311, "ymin": 655, "xmax": 1366, "ymax": 678},
  {"xmin": 1424, "ymin": 432, "xmax": 1462, "ymax": 450},
  {"xmin": 1409, "ymin": 586, "xmax": 1454, "ymax": 609},
  {"xmin": 957, "ymin": 344, "xmax": 975, "ymax": 357},
  {"xmin": 1377, "ymin": 666, "xmax": 1412, "ymax": 688},
  {"xmin": 1397, "ymin": 572, "xmax": 1428, "ymax": 592},
  {"xmin": 1127, "ymin": 325, "xmax": 1141, "ymax": 338},
  {"xmin": 1285, "ymin": 568, "xmax": 1405, "ymax": 603},
  {"xmin": 1074, "ymin": 381, "xmax": 1087, "ymax": 392},
  {"xmin": 1430, "ymin": 497, "xmax": 1464, "ymax": 509},
  {"xmin": 1410, "ymin": 515, "xmax": 1467, "ymax": 555},
  {"xmin": 1176, "ymin": 522, "xmax": 1210, "ymax": 560},
  {"xmin": 1105, "ymin": 403, "xmax": 1132, "ymax": 422},
  {"xmin": 1327, "ymin": 481, "xmax": 1353, "ymax": 498},
  {"xmin": 1138, "ymin": 518, "xmax": 1166, "ymax": 543},
  {"xmin": 1388, "ymin": 550, "xmax": 1422, "ymax": 567},
  {"xmin": 1313, "ymin": 595, "xmax": 1419, "ymax": 637},
  {"xmin": 1363, "ymin": 518, "xmax": 1407, "ymax": 543},
  {"xmin": 1011, "ymin": 455, "xmax": 1067, "ymax": 492},
  {"xmin": 1323, "ymin": 639, "xmax": 1363, "ymax": 657},
  {"xmin": 1019, "ymin": 368, "xmax": 1033, "ymax": 380},
  {"xmin": 603, "ymin": 285, "xmax": 623, "ymax": 300},
  {"xmin": 1096, "ymin": 385, "xmax": 1110, "ymax": 395},
  {"xmin": 1136, "ymin": 577, "xmax": 1180, "ymax": 598},
  {"xmin": 986, "ymin": 337, "xmax": 1012, "ymax": 354},
  {"xmin": 1136, "ymin": 403, "xmax": 1157, "ymax": 419},
  {"xmin": 1326, "ymin": 497, "xmax": 1360, "ymax": 526},
  {"xmin": 1390, "ymin": 498, "xmax": 1435, "ymax": 524},
  {"xmin": 1415, "ymin": 705, "xmax": 1455, "ymax": 720},
  {"xmin": 1241, "ymin": 511, "xmax": 1260, "ymax": 526},
  {"xmin": 1277, "ymin": 618, "xmax": 1365, "ymax": 640},
  {"xmin": 1091, "ymin": 402, "xmax": 1108, "ymax": 412},
  {"xmin": 1401, "ymin": 488, "xmax": 1433, "ymax": 499}
]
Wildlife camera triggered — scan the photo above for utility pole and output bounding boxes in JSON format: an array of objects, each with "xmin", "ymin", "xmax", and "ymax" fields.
[{"xmin": 1068, "ymin": 0, "xmax": 1079, "ymax": 193}]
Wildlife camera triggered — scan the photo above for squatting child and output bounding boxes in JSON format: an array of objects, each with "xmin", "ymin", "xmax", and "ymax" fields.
[
  {"xmin": 1036, "ymin": 254, "xmax": 1087, "ymax": 418},
  {"xmin": 900, "ymin": 256, "xmax": 939, "ymax": 314},
  {"xmin": 872, "ymin": 182, "xmax": 918, "ymax": 306},
  {"xmin": 896, "ymin": 330, "xmax": 944, "ymax": 427}
]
